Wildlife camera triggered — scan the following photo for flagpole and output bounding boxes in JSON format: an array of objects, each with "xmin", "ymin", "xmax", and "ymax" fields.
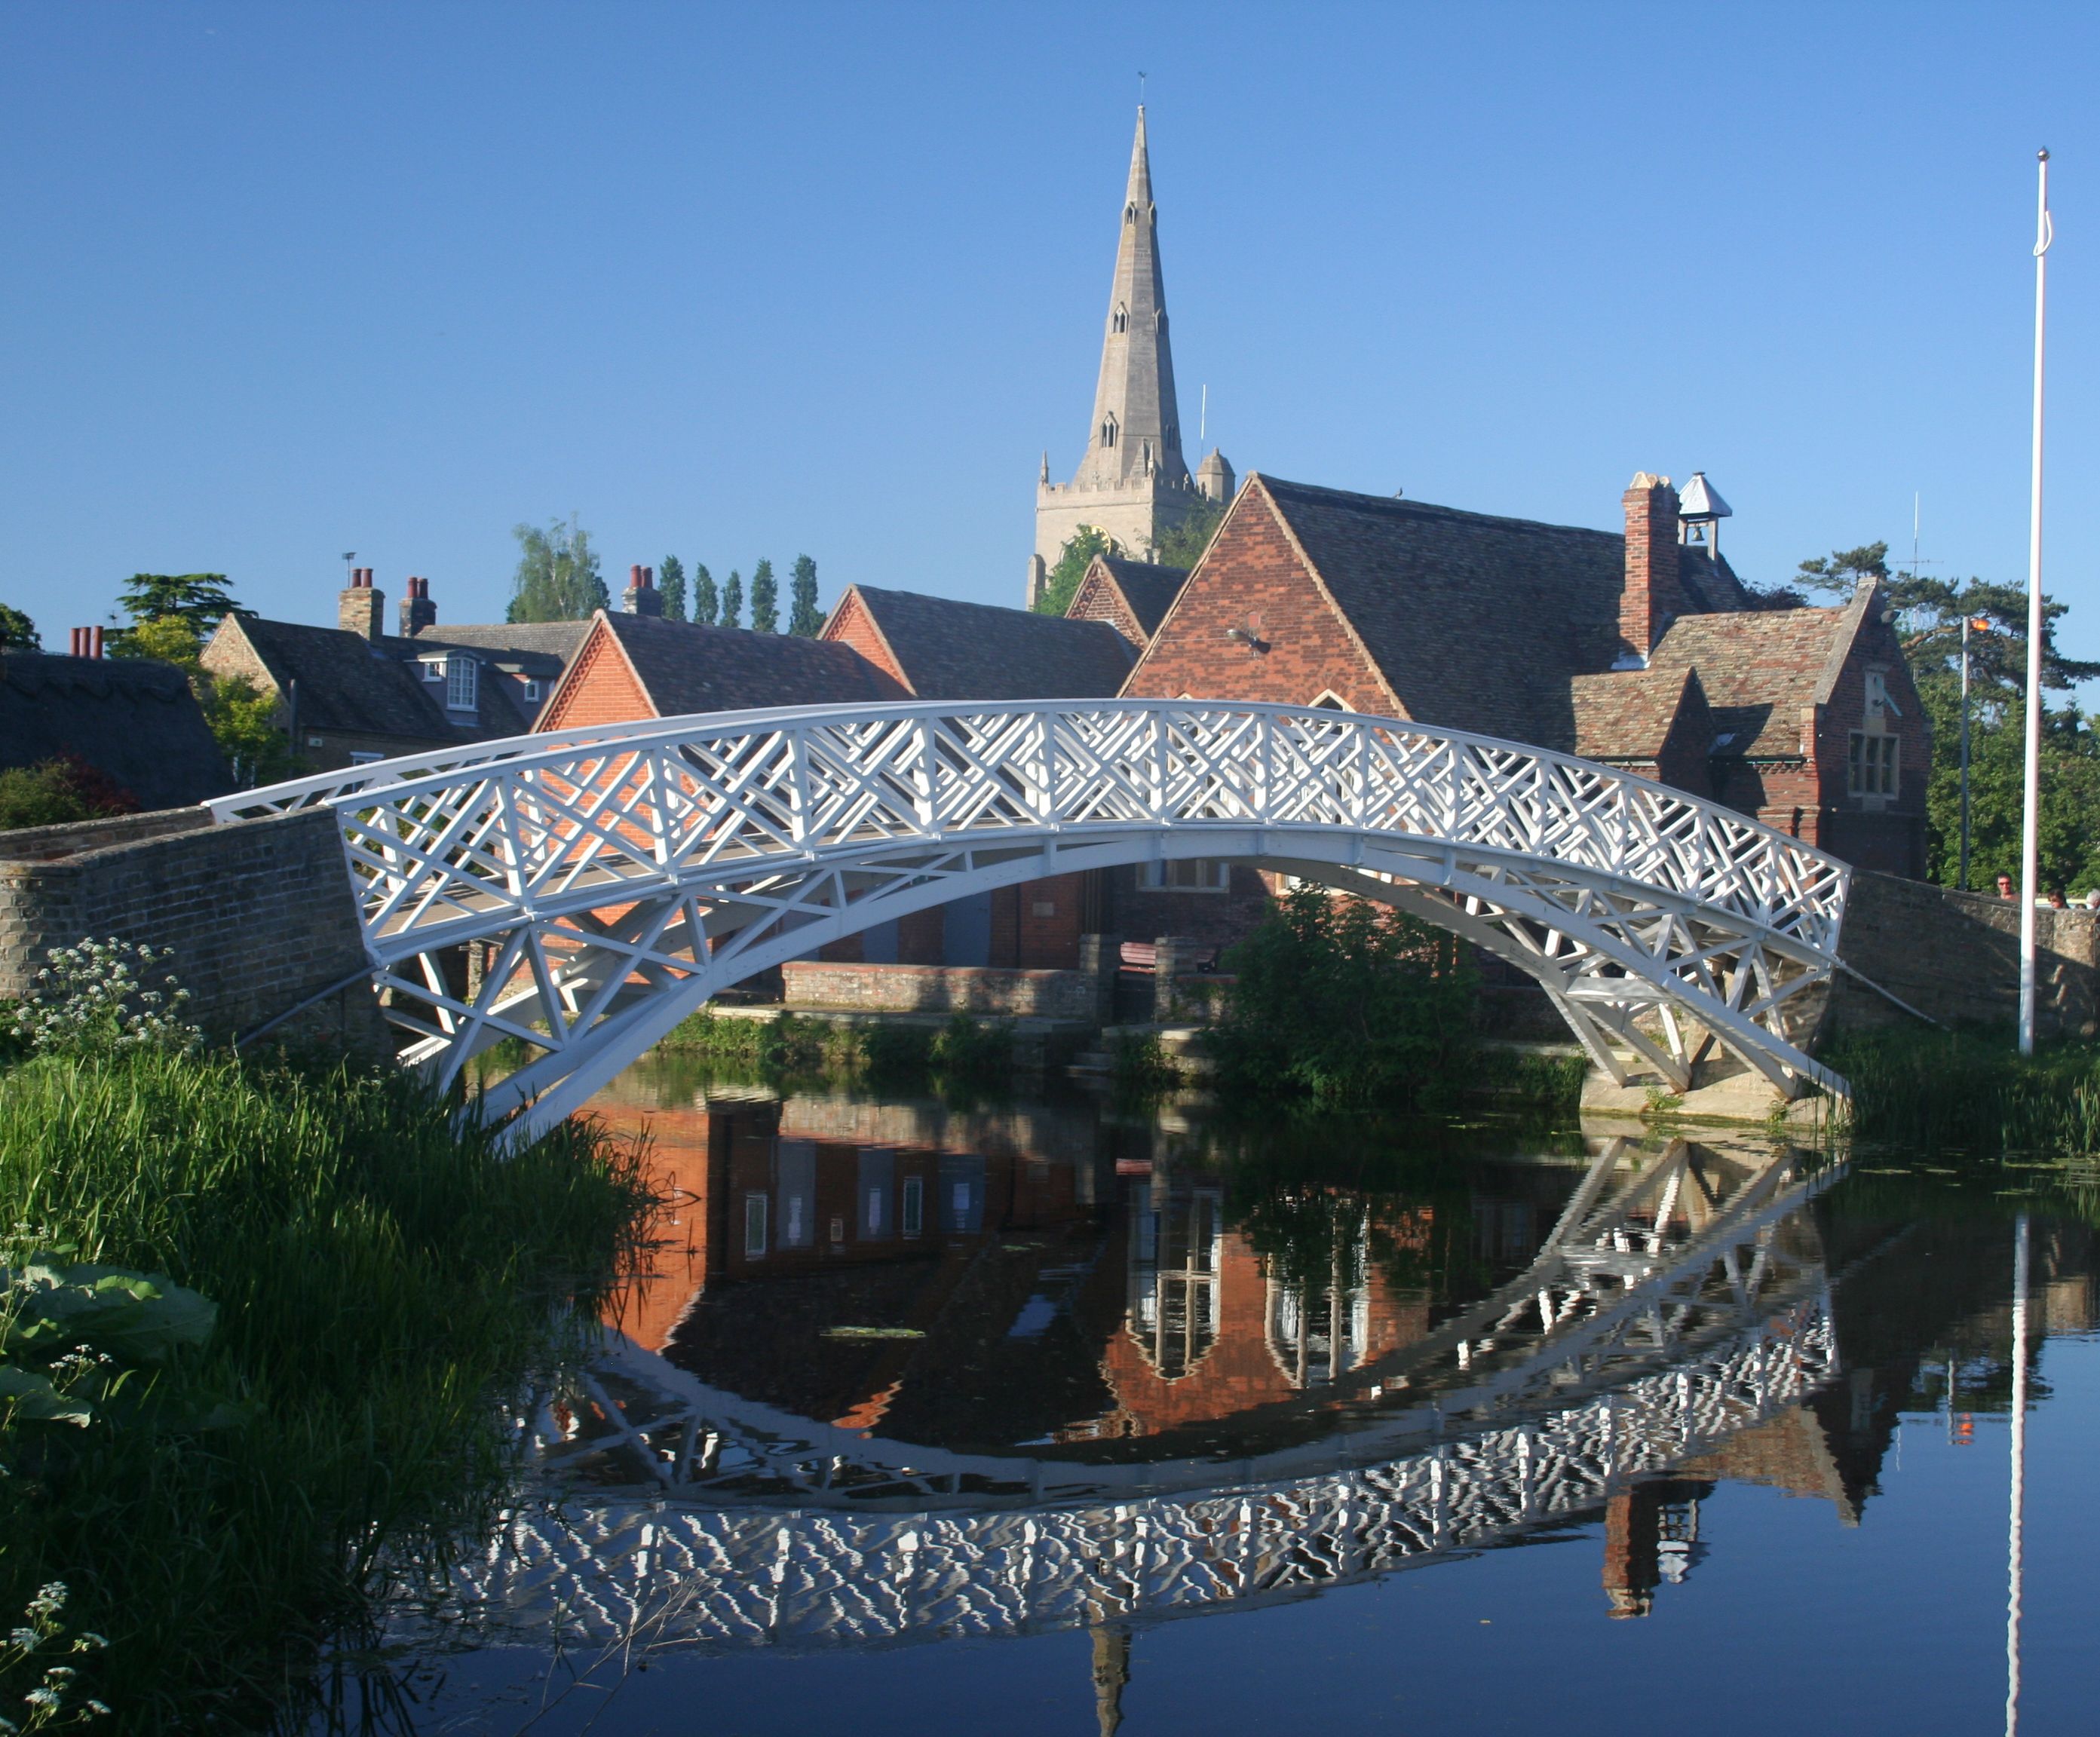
[{"xmin": 2019, "ymin": 150, "xmax": 2052, "ymax": 1056}]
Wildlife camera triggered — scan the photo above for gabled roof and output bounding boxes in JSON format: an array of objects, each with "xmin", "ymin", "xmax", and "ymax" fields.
[
  {"xmin": 1647, "ymin": 599, "xmax": 1859, "ymax": 760},
  {"xmin": 832, "ymin": 584, "xmax": 1136, "ymax": 700},
  {"xmin": 1071, "ymin": 554, "xmax": 1188, "ymax": 642},
  {"xmin": 1570, "ymin": 666, "xmax": 1709, "ymax": 763},
  {"xmin": 1234, "ymin": 476, "xmax": 1629, "ymax": 748},
  {"xmin": 0, "ymin": 652, "xmax": 230, "ymax": 808},
  {"xmin": 210, "ymin": 616, "xmax": 501, "ymax": 738},
  {"xmin": 554, "ymin": 611, "xmax": 906, "ymax": 721},
  {"xmin": 412, "ymin": 620, "xmax": 590, "ymax": 670}
]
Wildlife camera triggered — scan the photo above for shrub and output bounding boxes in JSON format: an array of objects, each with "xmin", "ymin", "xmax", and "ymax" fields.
[
  {"xmin": 1209, "ymin": 885, "xmax": 1476, "ymax": 1107},
  {"xmin": 0, "ymin": 755, "xmax": 137, "ymax": 834},
  {"xmin": 6, "ymin": 940, "xmax": 200, "ymax": 1059}
]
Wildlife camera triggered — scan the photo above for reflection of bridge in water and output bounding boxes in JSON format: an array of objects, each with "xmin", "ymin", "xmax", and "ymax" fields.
[{"xmin": 433, "ymin": 1123, "xmax": 1859, "ymax": 1654}]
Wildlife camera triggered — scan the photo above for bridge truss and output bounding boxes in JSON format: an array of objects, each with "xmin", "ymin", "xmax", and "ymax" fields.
[
  {"xmin": 212, "ymin": 700, "xmax": 1853, "ymax": 1138},
  {"xmin": 415, "ymin": 1141, "xmax": 1845, "ymax": 1653}
]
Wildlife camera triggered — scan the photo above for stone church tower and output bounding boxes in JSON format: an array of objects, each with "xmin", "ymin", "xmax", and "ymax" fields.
[{"xmin": 1029, "ymin": 109, "xmax": 1232, "ymax": 605}]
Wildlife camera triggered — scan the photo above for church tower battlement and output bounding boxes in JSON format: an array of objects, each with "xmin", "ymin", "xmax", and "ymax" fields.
[{"xmin": 1031, "ymin": 108, "xmax": 1217, "ymax": 606}]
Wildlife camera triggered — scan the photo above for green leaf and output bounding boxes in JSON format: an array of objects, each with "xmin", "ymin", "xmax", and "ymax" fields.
[
  {"xmin": 2, "ymin": 1261, "xmax": 216, "ymax": 1364},
  {"xmin": 0, "ymin": 1364, "xmax": 93, "ymax": 1426}
]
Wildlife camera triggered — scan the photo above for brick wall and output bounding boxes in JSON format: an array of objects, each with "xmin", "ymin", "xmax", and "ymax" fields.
[
  {"xmin": 1123, "ymin": 495, "xmax": 1396, "ymax": 709},
  {"xmin": 1831, "ymin": 868, "xmax": 2099, "ymax": 1037},
  {"xmin": 782, "ymin": 960, "xmax": 1105, "ymax": 1020},
  {"xmin": 820, "ymin": 590, "xmax": 909, "ymax": 690},
  {"xmin": 0, "ymin": 807, "xmax": 391, "ymax": 1057},
  {"xmin": 539, "ymin": 620, "xmax": 653, "ymax": 730}
]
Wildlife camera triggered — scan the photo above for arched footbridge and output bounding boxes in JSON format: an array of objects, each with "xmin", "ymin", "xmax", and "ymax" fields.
[{"xmin": 211, "ymin": 699, "xmax": 1853, "ymax": 1138}]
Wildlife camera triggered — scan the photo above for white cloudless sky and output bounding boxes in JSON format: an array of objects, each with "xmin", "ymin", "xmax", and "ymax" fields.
[{"xmin": 2, "ymin": 1, "xmax": 2095, "ymax": 672}]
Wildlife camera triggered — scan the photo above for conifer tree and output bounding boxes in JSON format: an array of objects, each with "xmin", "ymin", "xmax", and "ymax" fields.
[
  {"xmin": 748, "ymin": 559, "xmax": 779, "ymax": 633},
  {"xmin": 691, "ymin": 562, "xmax": 719, "ymax": 626},
  {"xmin": 720, "ymin": 569, "xmax": 743, "ymax": 630},
  {"xmin": 788, "ymin": 555, "xmax": 823, "ymax": 636},
  {"xmin": 658, "ymin": 554, "xmax": 688, "ymax": 622}
]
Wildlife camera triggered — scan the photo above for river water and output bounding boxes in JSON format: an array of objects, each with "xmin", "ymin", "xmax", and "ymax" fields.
[{"xmin": 337, "ymin": 1056, "xmax": 2100, "ymax": 1735}]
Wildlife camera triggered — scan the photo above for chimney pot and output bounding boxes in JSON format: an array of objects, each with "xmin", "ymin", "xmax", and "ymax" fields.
[
  {"xmin": 340, "ymin": 568, "xmax": 385, "ymax": 641},
  {"xmin": 622, "ymin": 562, "xmax": 664, "ymax": 617},
  {"xmin": 89, "ymin": 625, "xmax": 104, "ymax": 659}
]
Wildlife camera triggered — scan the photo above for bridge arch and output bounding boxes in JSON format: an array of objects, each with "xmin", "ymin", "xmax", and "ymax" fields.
[{"xmin": 211, "ymin": 698, "xmax": 1852, "ymax": 1140}]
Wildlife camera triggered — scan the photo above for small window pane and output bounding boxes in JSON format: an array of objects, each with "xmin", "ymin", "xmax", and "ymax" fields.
[
  {"xmin": 743, "ymin": 1193, "xmax": 768, "ymax": 1259},
  {"xmin": 446, "ymin": 655, "xmax": 477, "ymax": 711},
  {"xmin": 901, "ymin": 1176, "xmax": 924, "ymax": 1236}
]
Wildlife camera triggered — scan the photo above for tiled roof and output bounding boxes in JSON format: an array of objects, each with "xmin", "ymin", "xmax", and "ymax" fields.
[
  {"xmin": 0, "ymin": 652, "xmax": 230, "ymax": 808},
  {"xmin": 216, "ymin": 617, "xmax": 458, "ymax": 738},
  {"xmin": 596, "ymin": 612, "xmax": 906, "ymax": 716},
  {"xmin": 1090, "ymin": 556, "xmax": 1188, "ymax": 638},
  {"xmin": 409, "ymin": 620, "xmax": 590, "ymax": 668},
  {"xmin": 1569, "ymin": 666, "xmax": 1708, "ymax": 762},
  {"xmin": 848, "ymin": 584, "xmax": 1136, "ymax": 700},
  {"xmin": 1257, "ymin": 476, "xmax": 1626, "ymax": 749},
  {"xmin": 1648, "ymin": 605, "xmax": 1853, "ymax": 759}
]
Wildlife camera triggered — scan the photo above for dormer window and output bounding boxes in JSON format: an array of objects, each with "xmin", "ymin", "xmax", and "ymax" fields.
[
  {"xmin": 446, "ymin": 654, "xmax": 477, "ymax": 712},
  {"xmin": 1113, "ymin": 303, "xmax": 1129, "ymax": 334},
  {"xmin": 421, "ymin": 659, "xmax": 443, "ymax": 682}
]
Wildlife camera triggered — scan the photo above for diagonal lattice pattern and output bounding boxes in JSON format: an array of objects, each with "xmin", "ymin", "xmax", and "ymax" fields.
[{"xmin": 210, "ymin": 699, "xmax": 1853, "ymax": 1139}]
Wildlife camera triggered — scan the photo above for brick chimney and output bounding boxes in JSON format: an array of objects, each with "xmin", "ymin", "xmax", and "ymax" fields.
[
  {"xmin": 623, "ymin": 562, "xmax": 663, "ymax": 617},
  {"xmin": 339, "ymin": 568, "xmax": 385, "ymax": 642},
  {"xmin": 1620, "ymin": 474, "xmax": 1685, "ymax": 665},
  {"xmin": 398, "ymin": 575, "xmax": 437, "ymax": 637}
]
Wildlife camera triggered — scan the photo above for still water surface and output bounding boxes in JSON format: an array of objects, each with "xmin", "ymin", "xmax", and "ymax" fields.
[{"xmin": 354, "ymin": 1058, "xmax": 2100, "ymax": 1735}]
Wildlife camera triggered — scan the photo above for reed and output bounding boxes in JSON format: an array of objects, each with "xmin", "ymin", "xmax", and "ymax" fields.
[
  {"xmin": 1826, "ymin": 1025, "xmax": 2100, "ymax": 1156},
  {"xmin": 0, "ymin": 1047, "xmax": 651, "ymax": 1733}
]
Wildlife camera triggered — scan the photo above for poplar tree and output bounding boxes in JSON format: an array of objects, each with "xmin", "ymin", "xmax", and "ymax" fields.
[
  {"xmin": 658, "ymin": 554, "xmax": 688, "ymax": 622},
  {"xmin": 789, "ymin": 555, "xmax": 823, "ymax": 636},
  {"xmin": 720, "ymin": 570, "xmax": 743, "ymax": 630},
  {"xmin": 691, "ymin": 562, "xmax": 719, "ymax": 626},
  {"xmin": 748, "ymin": 559, "xmax": 779, "ymax": 633}
]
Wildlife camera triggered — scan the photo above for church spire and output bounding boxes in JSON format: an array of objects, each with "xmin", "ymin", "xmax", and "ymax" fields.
[{"xmin": 1072, "ymin": 106, "xmax": 1188, "ymax": 492}]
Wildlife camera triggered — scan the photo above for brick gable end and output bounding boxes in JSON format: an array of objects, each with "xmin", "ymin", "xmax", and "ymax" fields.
[{"xmin": 1120, "ymin": 488, "xmax": 1396, "ymax": 711}]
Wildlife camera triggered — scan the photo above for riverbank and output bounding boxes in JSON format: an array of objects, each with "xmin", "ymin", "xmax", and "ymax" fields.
[{"xmin": 0, "ymin": 1047, "xmax": 651, "ymax": 1733}]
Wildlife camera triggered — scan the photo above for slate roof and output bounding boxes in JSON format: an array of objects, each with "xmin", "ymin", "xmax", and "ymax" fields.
[
  {"xmin": 1569, "ymin": 666, "xmax": 1709, "ymax": 763},
  {"xmin": 1088, "ymin": 556, "xmax": 1188, "ymax": 639},
  {"xmin": 847, "ymin": 584, "xmax": 1136, "ymax": 700},
  {"xmin": 0, "ymin": 652, "xmax": 231, "ymax": 808},
  {"xmin": 412, "ymin": 620, "xmax": 590, "ymax": 668},
  {"xmin": 218, "ymin": 617, "xmax": 489, "ymax": 738},
  {"xmin": 590, "ymin": 612, "xmax": 907, "ymax": 716},
  {"xmin": 1647, "ymin": 605, "xmax": 1853, "ymax": 759}
]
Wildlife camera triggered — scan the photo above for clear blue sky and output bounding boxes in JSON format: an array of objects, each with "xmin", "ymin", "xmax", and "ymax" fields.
[{"xmin": 3, "ymin": 2, "xmax": 2095, "ymax": 669}]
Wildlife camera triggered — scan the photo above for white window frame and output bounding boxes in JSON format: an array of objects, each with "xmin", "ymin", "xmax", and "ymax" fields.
[
  {"xmin": 1847, "ymin": 731, "xmax": 1899, "ymax": 798},
  {"xmin": 743, "ymin": 1193, "xmax": 768, "ymax": 1259},
  {"xmin": 1138, "ymin": 859, "xmax": 1231, "ymax": 893},
  {"xmin": 446, "ymin": 654, "xmax": 478, "ymax": 712}
]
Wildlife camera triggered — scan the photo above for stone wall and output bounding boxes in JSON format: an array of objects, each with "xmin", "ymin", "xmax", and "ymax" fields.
[
  {"xmin": 0, "ymin": 807, "xmax": 391, "ymax": 1057},
  {"xmin": 1829, "ymin": 869, "xmax": 2100, "ymax": 1039},
  {"xmin": 781, "ymin": 960, "xmax": 1107, "ymax": 1022}
]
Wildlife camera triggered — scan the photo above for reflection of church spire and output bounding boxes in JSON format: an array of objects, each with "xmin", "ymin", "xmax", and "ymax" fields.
[{"xmin": 1090, "ymin": 1623, "xmax": 1130, "ymax": 1736}]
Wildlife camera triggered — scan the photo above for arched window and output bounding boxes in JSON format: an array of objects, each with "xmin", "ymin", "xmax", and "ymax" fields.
[
  {"xmin": 1125, "ymin": 202, "xmax": 1138, "ymax": 223},
  {"xmin": 1156, "ymin": 309, "xmax": 1168, "ymax": 335},
  {"xmin": 1101, "ymin": 415, "xmax": 1117, "ymax": 449},
  {"xmin": 1113, "ymin": 303, "xmax": 1129, "ymax": 334}
]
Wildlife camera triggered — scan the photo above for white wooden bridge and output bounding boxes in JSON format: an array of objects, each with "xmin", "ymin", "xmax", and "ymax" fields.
[
  {"xmin": 404, "ymin": 1138, "xmax": 1845, "ymax": 1653},
  {"xmin": 212, "ymin": 699, "xmax": 1853, "ymax": 1138}
]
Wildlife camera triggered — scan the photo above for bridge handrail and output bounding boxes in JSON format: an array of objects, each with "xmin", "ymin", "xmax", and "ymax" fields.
[{"xmin": 205, "ymin": 697, "xmax": 1851, "ymax": 951}]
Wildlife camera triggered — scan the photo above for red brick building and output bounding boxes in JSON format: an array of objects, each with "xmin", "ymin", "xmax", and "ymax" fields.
[{"xmin": 1116, "ymin": 470, "xmax": 1930, "ymax": 876}]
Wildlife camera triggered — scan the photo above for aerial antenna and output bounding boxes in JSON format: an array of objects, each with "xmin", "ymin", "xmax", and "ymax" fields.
[{"xmin": 342, "ymin": 550, "xmax": 357, "ymax": 581}]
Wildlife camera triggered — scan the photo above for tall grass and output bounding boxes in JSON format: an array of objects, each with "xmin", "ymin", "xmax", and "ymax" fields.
[
  {"xmin": 1828, "ymin": 1025, "xmax": 2100, "ymax": 1156},
  {"xmin": 0, "ymin": 1048, "xmax": 650, "ymax": 1732}
]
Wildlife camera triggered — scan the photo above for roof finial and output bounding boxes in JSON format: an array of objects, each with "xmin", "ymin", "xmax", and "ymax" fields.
[{"xmin": 1138, "ymin": 70, "xmax": 1145, "ymax": 109}]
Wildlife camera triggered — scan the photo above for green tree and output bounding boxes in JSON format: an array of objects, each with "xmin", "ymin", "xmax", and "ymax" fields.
[
  {"xmin": 109, "ymin": 574, "xmax": 241, "ymax": 656},
  {"xmin": 788, "ymin": 554, "xmax": 823, "ymax": 636},
  {"xmin": 1208, "ymin": 884, "xmax": 1477, "ymax": 1107},
  {"xmin": 1032, "ymin": 526, "xmax": 1117, "ymax": 616},
  {"xmin": 1795, "ymin": 538, "xmax": 2100, "ymax": 893},
  {"xmin": 658, "ymin": 554, "xmax": 688, "ymax": 622},
  {"xmin": 0, "ymin": 602, "xmax": 40, "ymax": 651},
  {"xmin": 748, "ymin": 558, "xmax": 779, "ymax": 633},
  {"xmin": 691, "ymin": 562, "xmax": 719, "ymax": 627},
  {"xmin": 1152, "ymin": 497, "xmax": 1225, "ymax": 570},
  {"xmin": 720, "ymin": 569, "xmax": 743, "ymax": 630},
  {"xmin": 112, "ymin": 610, "xmax": 304, "ymax": 785},
  {"xmin": 506, "ymin": 517, "xmax": 609, "ymax": 623}
]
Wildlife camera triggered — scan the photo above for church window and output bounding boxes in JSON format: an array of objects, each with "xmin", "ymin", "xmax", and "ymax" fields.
[
  {"xmin": 1156, "ymin": 309, "xmax": 1168, "ymax": 334},
  {"xmin": 1125, "ymin": 202, "xmax": 1138, "ymax": 222},
  {"xmin": 1113, "ymin": 303, "xmax": 1128, "ymax": 333},
  {"xmin": 1102, "ymin": 415, "xmax": 1117, "ymax": 449}
]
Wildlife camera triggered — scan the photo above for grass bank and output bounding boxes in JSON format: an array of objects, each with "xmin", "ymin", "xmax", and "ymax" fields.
[
  {"xmin": 658, "ymin": 1006, "xmax": 1015, "ymax": 1092},
  {"xmin": 1826, "ymin": 1025, "xmax": 2100, "ymax": 1156},
  {"xmin": 0, "ymin": 1047, "xmax": 650, "ymax": 1732}
]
